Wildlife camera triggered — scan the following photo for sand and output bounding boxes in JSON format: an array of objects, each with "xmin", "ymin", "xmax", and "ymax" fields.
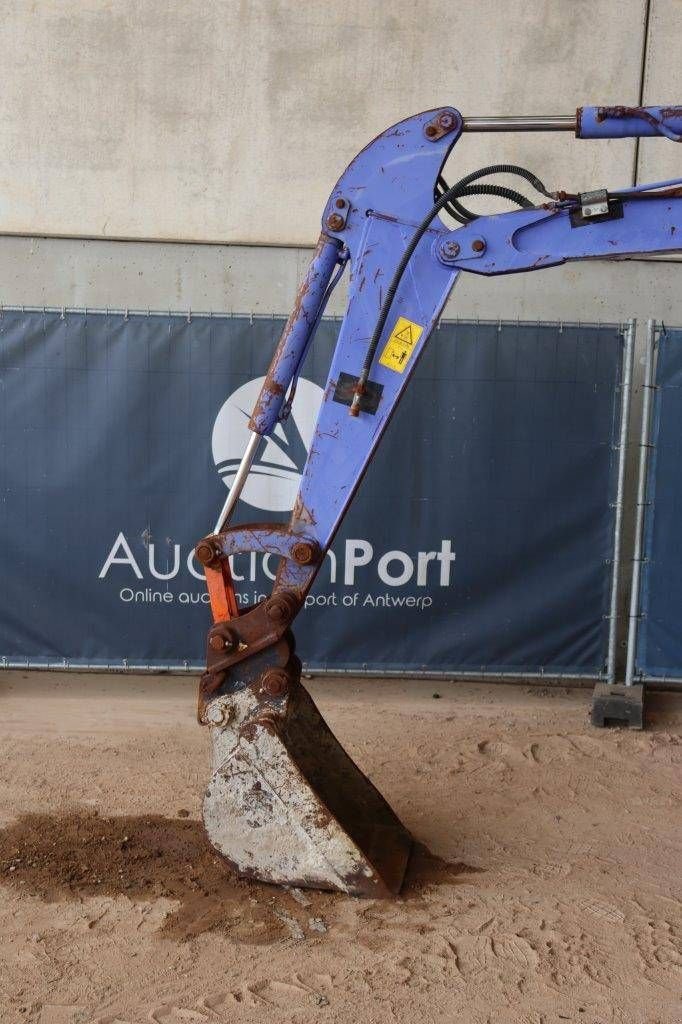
[{"xmin": 0, "ymin": 670, "xmax": 680, "ymax": 1024}]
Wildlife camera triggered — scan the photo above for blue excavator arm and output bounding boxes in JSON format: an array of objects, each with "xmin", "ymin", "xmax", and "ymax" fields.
[{"xmin": 194, "ymin": 105, "xmax": 681, "ymax": 898}]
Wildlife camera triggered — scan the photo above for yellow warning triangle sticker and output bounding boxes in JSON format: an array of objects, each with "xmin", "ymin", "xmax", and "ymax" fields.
[
  {"xmin": 378, "ymin": 316, "xmax": 425, "ymax": 373},
  {"xmin": 394, "ymin": 324, "xmax": 414, "ymax": 345}
]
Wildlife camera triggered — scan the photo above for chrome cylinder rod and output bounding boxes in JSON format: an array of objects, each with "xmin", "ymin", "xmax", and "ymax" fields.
[
  {"xmin": 213, "ymin": 430, "xmax": 262, "ymax": 534},
  {"xmin": 463, "ymin": 116, "xmax": 575, "ymax": 132}
]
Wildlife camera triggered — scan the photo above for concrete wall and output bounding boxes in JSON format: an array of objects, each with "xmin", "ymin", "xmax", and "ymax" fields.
[
  {"xmin": 0, "ymin": 1, "xmax": 678, "ymax": 313},
  {"xmin": 0, "ymin": 1, "xmax": 653, "ymax": 245},
  {"xmin": 0, "ymin": 235, "xmax": 679, "ymax": 328},
  {"xmin": 0, "ymin": 1, "xmax": 678, "ymax": 320},
  {"xmin": 640, "ymin": 0, "xmax": 682, "ymax": 184}
]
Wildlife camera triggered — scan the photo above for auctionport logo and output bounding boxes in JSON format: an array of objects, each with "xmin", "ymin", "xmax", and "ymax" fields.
[
  {"xmin": 212, "ymin": 376, "xmax": 323, "ymax": 513},
  {"xmin": 98, "ymin": 371, "xmax": 456, "ymax": 606}
]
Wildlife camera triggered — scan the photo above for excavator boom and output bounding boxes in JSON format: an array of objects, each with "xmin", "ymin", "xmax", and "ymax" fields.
[{"xmin": 195, "ymin": 104, "xmax": 682, "ymax": 896}]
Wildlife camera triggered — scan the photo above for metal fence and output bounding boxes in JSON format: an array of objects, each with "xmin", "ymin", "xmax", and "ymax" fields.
[
  {"xmin": 626, "ymin": 322, "xmax": 682, "ymax": 685},
  {"xmin": 0, "ymin": 308, "xmax": 631, "ymax": 678}
]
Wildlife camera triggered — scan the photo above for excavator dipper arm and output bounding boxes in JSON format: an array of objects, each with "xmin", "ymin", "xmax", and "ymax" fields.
[{"xmin": 194, "ymin": 105, "xmax": 682, "ymax": 896}]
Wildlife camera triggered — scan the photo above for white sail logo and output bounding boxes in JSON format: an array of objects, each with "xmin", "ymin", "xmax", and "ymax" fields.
[{"xmin": 212, "ymin": 376, "xmax": 324, "ymax": 512}]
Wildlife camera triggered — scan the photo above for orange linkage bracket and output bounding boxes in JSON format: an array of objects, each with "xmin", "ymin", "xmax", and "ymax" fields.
[{"xmin": 204, "ymin": 561, "xmax": 239, "ymax": 623}]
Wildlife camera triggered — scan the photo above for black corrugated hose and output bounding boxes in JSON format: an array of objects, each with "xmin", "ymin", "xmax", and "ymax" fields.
[{"xmin": 350, "ymin": 163, "xmax": 554, "ymax": 414}]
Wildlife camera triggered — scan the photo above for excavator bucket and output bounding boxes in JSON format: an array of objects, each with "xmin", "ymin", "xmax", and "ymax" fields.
[{"xmin": 202, "ymin": 678, "xmax": 413, "ymax": 896}]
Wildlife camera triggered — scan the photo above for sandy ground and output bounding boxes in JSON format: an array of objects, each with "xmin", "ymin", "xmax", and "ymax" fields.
[{"xmin": 0, "ymin": 672, "xmax": 680, "ymax": 1024}]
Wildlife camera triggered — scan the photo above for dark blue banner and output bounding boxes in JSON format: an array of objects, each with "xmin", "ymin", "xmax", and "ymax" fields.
[
  {"xmin": 0, "ymin": 312, "xmax": 622, "ymax": 674},
  {"xmin": 636, "ymin": 328, "xmax": 682, "ymax": 680}
]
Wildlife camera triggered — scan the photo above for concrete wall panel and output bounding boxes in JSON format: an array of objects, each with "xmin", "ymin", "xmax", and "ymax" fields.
[
  {"xmin": 0, "ymin": 1, "xmax": 647, "ymax": 245},
  {"xmin": 638, "ymin": 0, "xmax": 682, "ymax": 187},
  {"xmin": 0, "ymin": 235, "xmax": 678, "ymax": 328}
]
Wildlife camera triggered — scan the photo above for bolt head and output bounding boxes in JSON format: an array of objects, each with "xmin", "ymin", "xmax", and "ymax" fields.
[
  {"xmin": 208, "ymin": 630, "xmax": 236, "ymax": 653},
  {"xmin": 265, "ymin": 592, "xmax": 298, "ymax": 624},
  {"xmin": 444, "ymin": 241, "xmax": 460, "ymax": 257},
  {"xmin": 195, "ymin": 541, "xmax": 218, "ymax": 566},
  {"xmin": 206, "ymin": 703, "xmax": 226, "ymax": 725},
  {"xmin": 292, "ymin": 541, "xmax": 315, "ymax": 565},
  {"xmin": 438, "ymin": 112, "xmax": 455, "ymax": 129},
  {"xmin": 327, "ymin": 213, "xmax": 345, "ymax": 231},
  {"xmin": 261, "ymin": 669, "xmax": 289, "ymax": 698},
  {"xmin": 266, "ymin": 602, "xmax": 287, "ymax": 623}
]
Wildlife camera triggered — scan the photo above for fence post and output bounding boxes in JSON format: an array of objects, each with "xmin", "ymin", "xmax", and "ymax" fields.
[
  {"xmin": 625, "ymin": 319, "xmax": 656, "ymax": 686},
  {"xmin": 606, "ymin": 319, "xmax": 635, "ymax": 684}
]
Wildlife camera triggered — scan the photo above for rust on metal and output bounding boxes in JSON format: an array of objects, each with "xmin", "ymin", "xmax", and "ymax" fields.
[
  {"xmin": 595, "ymin": 105, "xmax": 682, "ymax": 131},
  {"xmin": 291, "ymin": 540, "xmax": 318, "ymax": 565},
  {"xmin": 424, "ymin": 109, "xmax": 457, "ymax": 142},
  {"xmin": 328, "ymin": 195, "xmax": 349, "ymax": 229},
  {"xmin": 259, "ymin": 667, "xmax": 290, "ymax": 698},
  {"xmin": 196, "ymin": 670, "xmax": 225, "ymax": 722},
  {"xmin": 264, "ymin": 591, "xmax": 300, "ymax": 625},
  {"xmin": 208, "ymin": 628, "xmax": 237, "ymax": 653},
  {"xmin": 202, "ymin": 667, "xmax": 413, "ymax": 896},
  {"xmin": 202, "ymin": 598, "xmax": 298, "ymax": 677},
  {"xmin": 195, "ymin": 539, "xmax": 220, "ymax": 567},
  {"xmin": 197, "ymin": 520, "xmax": 319, "ymax": 694},
  {"xmin": 248, "ymin": 233, "xmax": 338, "ymax": 433},
  {"xmin": 290, "ymin": 495, "xmax": 317, "ymax": 529},
  {"xmin": 197, "ymin": 634, "xmax": 293, "ymax": 722}
]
